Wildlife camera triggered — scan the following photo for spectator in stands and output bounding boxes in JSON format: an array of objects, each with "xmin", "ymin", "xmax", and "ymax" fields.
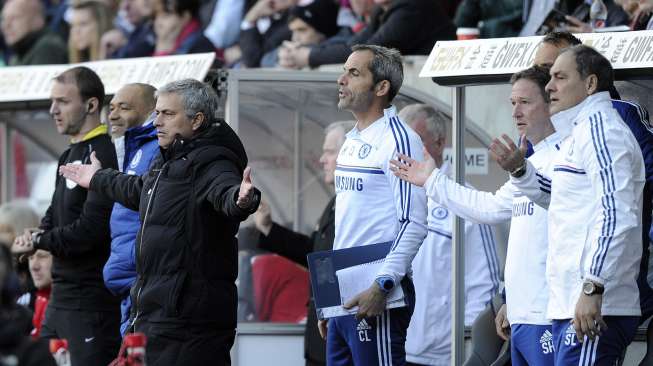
[
  {"xmin": 291, "ymin": 0, "xmax": 456, "ymax": 69},
  {"xmin": 398, "ymin": 104, "xmax": 501, "ymax": 366},
  {"xmin": 255, "ymin": 120, "xmax": 355, "ymax": 366},
  {"xmin": 494, "ymin": 44, "xmax": 643, "ymax": 366},
  {"xmin": 100, "ymin": 0, "xmax": 156, "ymax": 59},
  {"xmin": 251, "ymin": 253, "xmax": 310, "ymax": 322},
  {"xmin": 236, "ymin": 0, "xmax": 297, "ymax": 67},
  {"xmin": 0, "ymin": 244, "xmax": 56, "ymax": 366},
  {"xmin": 104, "ymin": 83, "xmax": 158, "ymax": 336},
  {"xmin": 0, "ymin": 201, "xmax": 40, "ymax": 249},
  {"xmin": 278, "ymin": 0, "xmax": 340, "ymax": 70},
  {"xmin": 26, "ymin": 249, "xmax": 52, "ymax": 339},
  {"xmin": 454, "ymin": 0, "xmax": 523, "ymax": 38},
  {"xmin": 563, "ymin": 0, "xmax": 629, "ymax": 33},
  {"xmin": 11, "ymin": 66, "xmax": 121, "ymax": 365},
  {"xmin": 60, "ymin": 79, "xmax": 261, "ymax": 365},
  {"xmin": 614, "ymin": 0, "xmax": 652, "ymax": 29},
  {"xmin": 0, "ymin": 201, "xmax": 40, "ymax": 300},
  {"xmin": 203, "ymin": 0, "xmax": 245, "ymax": 52},
  {"xmin": 68, "ymin": 1, "xmax": 114, "ymax": 63},
  {"xmin": 152, "ymin": 0, "xmax": 215, "ymax": 56},
  {"xmin": 0, "ymin": 0, "xmax": 67, "ymax": 65}
]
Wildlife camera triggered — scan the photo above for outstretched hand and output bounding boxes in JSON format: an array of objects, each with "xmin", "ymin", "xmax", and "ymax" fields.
[
  {"xmin": 58, "ymin": 151, "xmax": 102, "ymax": 189},
  {"xmin": 389, "ymin": 149, "xmax": 436, "ymax": 187},
  {"xmin": 488, "ymin": 134, "xmax": 528, "ymax": 174},
  {"xmin": 237, "ymin": 167, "xmax": 256, "ymax": 209}
]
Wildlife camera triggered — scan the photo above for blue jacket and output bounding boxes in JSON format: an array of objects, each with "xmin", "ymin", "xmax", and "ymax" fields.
[
  {"xmin": 103, "ymin": 121, "xmax": 158, "ymax": 335},
  {"xmin": 612, "ymin": 99, "xmax": 653, "ymax": 317}
]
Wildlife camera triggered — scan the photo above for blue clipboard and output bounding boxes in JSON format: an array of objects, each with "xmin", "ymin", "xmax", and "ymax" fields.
[{"xmin": 306, "ymin": 241, "xmax": 393, "ymax": 319}]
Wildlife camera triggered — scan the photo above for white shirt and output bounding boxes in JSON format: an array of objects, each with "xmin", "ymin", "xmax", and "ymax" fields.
[
  {"xmin": 421, "ymin": 134, "xmax": 560, "ymax": 326},
  {"xmin": 406, "ymin": 163, "xmax": 500, "ymax": 365},
  {"xmin": 512, "ymin": 92, "xmax": 644, "ymax": 319},
  {"xmin": 334, "ymin": 105, "xmax": 428, "ymax": 284}
]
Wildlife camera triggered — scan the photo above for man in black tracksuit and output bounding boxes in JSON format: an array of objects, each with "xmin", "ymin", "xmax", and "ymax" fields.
[
  {"xmin": 12, "ymin": 66, "xmax": 121, "ymax": 365},
  {"xmin": 60, "ymin": 78, "xmax": 261, "ymax": 365}
]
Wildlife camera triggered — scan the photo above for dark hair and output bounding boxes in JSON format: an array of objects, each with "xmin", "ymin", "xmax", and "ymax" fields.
[
  {"xmin": 351, "ymin": 44, "xmax": 403, "ymax": 102},
  {"xmin": 53, "ymin": 66, "xmax": 105, "ymax": 107},
  {"xmin": 542, "ymin": 31, "xmax": 582, "ymax": 47},
  {"xmin": 159, "ymin": 0, "xmax": 200, "ymax": 16},
  {"xmin": 561, "ymin": 45, "xmax": 614, "ymax": 93},
  {"xmin": 510, "ymin": 65, "xmax": 552, "ymax": 102}
]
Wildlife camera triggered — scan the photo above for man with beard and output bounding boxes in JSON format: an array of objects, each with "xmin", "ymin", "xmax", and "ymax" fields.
[
  {"xmin": 320, "ymin": 44, "xmax": 427, "ymax": 365},
  {"xmin": 12, "ymin": 66, "xmax": 121, "ymax": 365}
]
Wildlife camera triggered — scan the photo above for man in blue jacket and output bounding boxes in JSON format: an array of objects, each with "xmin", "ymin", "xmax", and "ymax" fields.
[{"xmin": 104, "ymin": 83, "xmax": 159, "ymax": 335}]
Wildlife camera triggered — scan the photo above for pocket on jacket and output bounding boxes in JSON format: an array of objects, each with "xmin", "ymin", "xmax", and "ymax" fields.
[{"xmin": 167, "ymin": 272, "xmax": 187, "ymax": 317}]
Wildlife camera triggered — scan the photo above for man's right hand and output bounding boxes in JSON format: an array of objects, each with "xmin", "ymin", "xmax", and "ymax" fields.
[
  {"xmin": 58, "ymin": 151, "xmax": 102, "ymax": 189},
  {"xmin": 494, "ymin": 303, "xmax": 510, "ymax": 341},
  {"xmin": 254, "ymin": 200, "xmax": 273, "ymax": 236},
  {"xmin": 389, "ymin": 149, "xmax": 436, "ymax": 187},
  {"xmin": 318, "ymin": 319, "xmax": 328, "ymax": 339}
]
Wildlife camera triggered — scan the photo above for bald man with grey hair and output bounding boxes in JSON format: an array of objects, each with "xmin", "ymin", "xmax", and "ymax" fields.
[
  {"xmin": 399, "ymin": 103, "xmax": 500, "ymax": 366},
  {"xmin": 399, "ymin": 104, "xmax": 448, "ymax": 167},
  {"xmin": 255, "ymin": 119, "xmax": 354, "ymax": 366},
  {"xmin": 104, "ymin": 82, "xmax": 160, "ymax": 335}
]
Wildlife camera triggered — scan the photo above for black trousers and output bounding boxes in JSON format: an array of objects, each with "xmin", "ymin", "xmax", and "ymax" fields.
[
  {"xmin": 40, "ymin": 306, "xmax": 121, "ymax": 366},
  {"xmin": 146, "ymin": 325, "xmax": 235, "ymax": 366}
]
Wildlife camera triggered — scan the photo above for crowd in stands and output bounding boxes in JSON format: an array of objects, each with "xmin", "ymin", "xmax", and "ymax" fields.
[
  {"xmin": 3, "ymin": 0, "xmax": 653, "ymax": 69},
  {"xmin": 4, "ymin": 0, "xmax": 653, "ymax": 365}
]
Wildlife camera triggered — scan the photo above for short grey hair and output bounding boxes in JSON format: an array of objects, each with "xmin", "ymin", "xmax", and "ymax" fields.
[
  {"xmin": 0, "ymin": 200, "xmax": 39, "ymax": 236},
  {"xmin": 325, "ymin": 120, "xmax": 356, "ymax": 147},
  {"xmin": 157, "ymin": 79, "xmax": 219, "ymax": 124},
  {"xmin": 351, "ymin": 44, "xmax": 403, "ymax": 102},
  {"xmin": 399, "ymin": 104, "xmax": 448, "ymax": 140}
]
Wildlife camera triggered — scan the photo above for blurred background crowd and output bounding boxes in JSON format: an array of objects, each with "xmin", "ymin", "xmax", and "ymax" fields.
[{"xmin": 1, "ymin": 0, "xmax": 653, "ymax": 70}]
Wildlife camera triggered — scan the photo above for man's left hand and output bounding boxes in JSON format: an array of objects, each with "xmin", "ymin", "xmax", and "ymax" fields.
[
  {"xmin": 237, "ymin": 167, "xmax": 256, "ymax": 209},
  {"xmin": 573, "ymin": 292, "xmax": 608, "ymax": 342},
  {"xmin": 343, "ymin": 283, "xmax": 388, "ymax": 320}
]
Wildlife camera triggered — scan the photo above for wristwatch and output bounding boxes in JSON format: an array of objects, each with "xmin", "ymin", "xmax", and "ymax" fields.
[
  {"xmin": 510, "ymin": 162, "xmax": 527, "ymax": 178},
  {"xmin": 31, "ymin": 231, "xmax": 42, "ymax": 247},
  {"xmin": 375, "ymin": 276, "xmax": 395, "ymax": 294},
  {"xmin": 582, "ymin": 280, "xmax": 605, "ymax": 296}
]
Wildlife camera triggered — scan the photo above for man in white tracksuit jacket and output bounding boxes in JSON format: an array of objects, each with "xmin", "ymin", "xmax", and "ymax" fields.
[
  {"xmin": 492, "ymin": 45, "xmax": 644, "ymax": 365},
  {"xmin": 399, "ymin": 104, "xmax": 500, "ymax": 366},
  {"xmin": 392, "ymin": 67, "xmax": 559, "ymax": 365}
]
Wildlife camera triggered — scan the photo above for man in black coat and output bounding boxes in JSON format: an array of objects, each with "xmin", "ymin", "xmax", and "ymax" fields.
[
  {"xmin": 60, "ymin": 79, "xmax": 261, "ymax": 366},
  {"xmin": 11, "ymin": 66, "xmax": 121, "ymax": 365},
  {"xmin": 254, "ymin": 120, "xmax": 355, "ymax": 366}
]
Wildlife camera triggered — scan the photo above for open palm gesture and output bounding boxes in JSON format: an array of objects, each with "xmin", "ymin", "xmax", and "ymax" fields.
[
  {"xmin": 58, "ymin": 151, "xmax": 102, "ymax": 188},
  {"xmin": 389, "ymin": 149, "xmax": 436, "ymax": 187}
]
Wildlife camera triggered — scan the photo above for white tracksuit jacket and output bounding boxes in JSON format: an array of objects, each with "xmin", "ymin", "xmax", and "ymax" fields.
[
  {"xmin": 420, "ymin": 133, "xmax": 562, "ymax": 327},
  {"xmin": 512, "ymin": 92, "xmax": 644, "ymax": 319},
  {"xmin": 333, "ymin": 105, "xmax": 428, "ymax": 285},
  {"xmin": 406, "ymin": 163, "xmax": 501, "ymax": 366}
]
